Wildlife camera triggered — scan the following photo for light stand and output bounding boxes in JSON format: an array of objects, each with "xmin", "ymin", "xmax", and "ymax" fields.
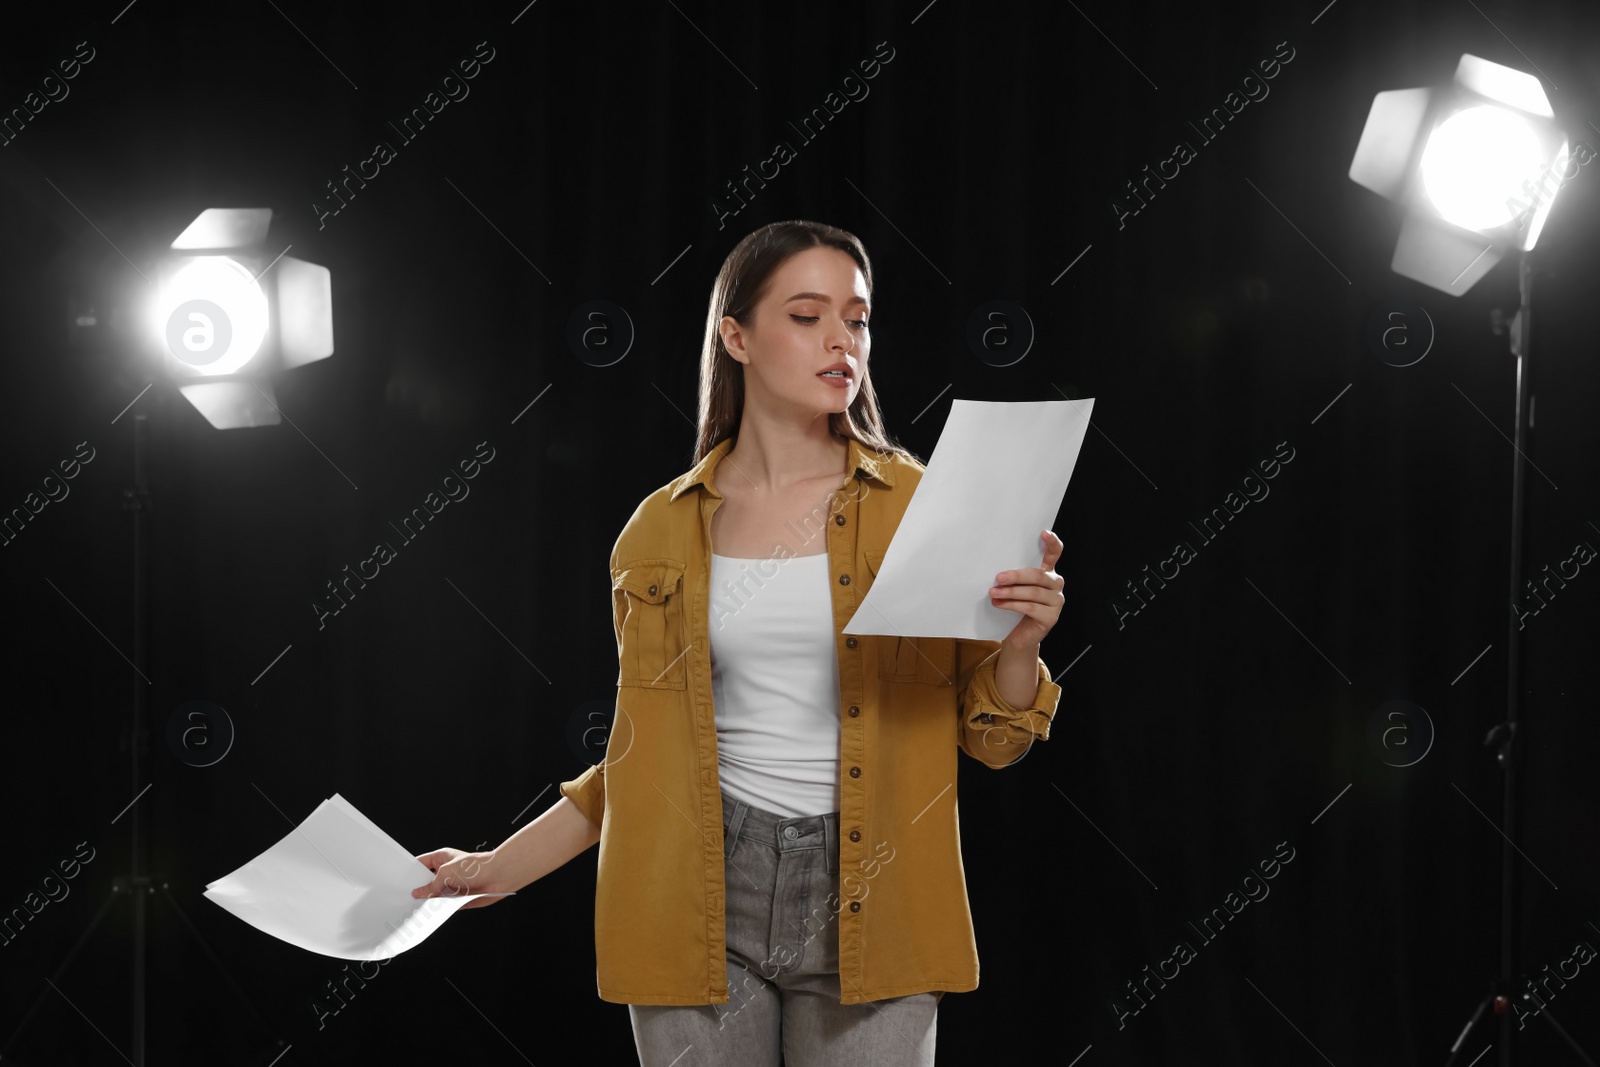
[
  {"xmin": 1, "ymin": 412, "xmax": 290, "ymax": 1067},
  {"xmin": 6, "ymin": 204, "xmax": 333, "ymax": 1064},
  {"xmin": 1348, "ymin": 53, "xmax": 1592, "ymax": 1066},
  {"xmin": 1442, "ymin": 256, "xmax": 1595, "ymax": 1067}
]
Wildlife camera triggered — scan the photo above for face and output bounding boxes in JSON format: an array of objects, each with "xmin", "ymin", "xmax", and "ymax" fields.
[{"xmin": 719, "ymin": 245, "xmax": 871, "ymax": 421}]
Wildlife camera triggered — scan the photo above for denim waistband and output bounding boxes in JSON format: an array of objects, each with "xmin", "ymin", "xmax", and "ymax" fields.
[{"xmin": 721, "ymin": 788, "xmax": 839, "ymax": 876}]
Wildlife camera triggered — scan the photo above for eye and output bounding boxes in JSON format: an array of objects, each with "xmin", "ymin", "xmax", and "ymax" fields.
[{"xmin": 790, "ymin": 314, "xmax": 870, "ymax": 330}]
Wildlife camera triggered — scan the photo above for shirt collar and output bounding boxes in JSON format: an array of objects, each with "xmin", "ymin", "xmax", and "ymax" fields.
[{"xmin": 669, "ymin": 433, "xmax": 897, "ymax": 502}]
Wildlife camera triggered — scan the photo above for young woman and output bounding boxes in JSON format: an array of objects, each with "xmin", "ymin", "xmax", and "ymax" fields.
[{"xmin": 412, "ymin": 220, "xmax": 1066, "ymax": 1065}]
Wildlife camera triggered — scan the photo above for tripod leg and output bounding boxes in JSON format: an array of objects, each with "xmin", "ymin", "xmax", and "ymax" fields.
[
  {"xmin": 0, "ymin": 881, "xmax": 123, "ymax": 1060},
  {"xmin": 157, "ymin": 884, "xmax": 288, "ymax": 1049},
  {"xmin": 1445, "ymin": 994, "xmax": 1493, "ymax": 1067},
  {"xmin": 1537, "ymin": 1007, "xmax": 1599, "ymax": 1067}
]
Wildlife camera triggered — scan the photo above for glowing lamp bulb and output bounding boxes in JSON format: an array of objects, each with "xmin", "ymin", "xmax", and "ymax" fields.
[
  {"xmin": 153, "ymin": 256, "xmax": 269, "ymax": 375},
  {"xmin": 1419, "ymin": 104, "xmax": 1546, "ymax": 232}
]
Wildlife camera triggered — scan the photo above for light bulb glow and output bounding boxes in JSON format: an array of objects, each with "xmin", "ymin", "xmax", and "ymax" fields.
[
  {"xmin": 1419, "ymin": 104, "xmax": 1546, "ymax": 232},
  {"xmin": 152, "ymin": 256, "xmax": 269, "ymax": 375}
]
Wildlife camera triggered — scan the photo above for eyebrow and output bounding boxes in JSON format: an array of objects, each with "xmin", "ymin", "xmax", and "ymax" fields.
[{"xmin": 783, "ymin": 291, "xmax": 869, "ymax": 308}]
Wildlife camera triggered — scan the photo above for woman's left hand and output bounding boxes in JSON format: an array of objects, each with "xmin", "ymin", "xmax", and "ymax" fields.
[{"xmin": 989, "ymin": 530, "xmax": 1065, "ymax": 649}]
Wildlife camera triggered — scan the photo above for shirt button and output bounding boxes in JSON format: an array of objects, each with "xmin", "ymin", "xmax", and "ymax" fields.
[
  {"xmin": 648, "ymin": 584, "xmax": 658, "ymax": 596},
  {"xmin": 835, "ymin": 514, "xmax": 845, "ymax": 525},
  {"xmin": 849, "ymin": 829, "xmax": 861, "ymax": 842},
  {"xmin": 846, "ymin": 637, "xmax": 858, "ymax": 648},
  {"xmin": 783, "ymin": 826, "xmax": 798, "ymax": 839},
  {"xmin": 839, "ymin": 574, "xmax": 850, "ymax": 585},
  {"xmin": 848, "ymin": 706, "xmax": 859, "ymax": 717},
  {"xmin": 849, "ymin": 901, "xmax": 861, "ymax": 912},
  {"xmin": 849, "ymin": 766, "xmax": 861, "ymax": 778}
]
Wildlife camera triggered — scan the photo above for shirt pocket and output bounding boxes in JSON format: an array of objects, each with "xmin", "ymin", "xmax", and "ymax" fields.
[
  {"xmin": 613, "ymin": 558, "xmax": 689, "ymax": 690},
  {"xmin": 864, "ymin": 550, "xmax": 956, "ymax": 687}
]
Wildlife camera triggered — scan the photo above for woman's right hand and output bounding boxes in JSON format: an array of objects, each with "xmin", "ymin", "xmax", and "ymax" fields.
[{"xmin": 410, "ymin": 847, "xmax": 506, "ymax": 910}]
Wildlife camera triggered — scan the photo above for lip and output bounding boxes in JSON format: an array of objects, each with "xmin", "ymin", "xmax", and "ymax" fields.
[{"xmin": 817, "ymin": 362, "xmax": 853, "ymax": 381}]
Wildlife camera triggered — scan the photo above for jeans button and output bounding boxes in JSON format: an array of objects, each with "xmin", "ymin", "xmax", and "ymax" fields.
[{"xmin": 783, "ymin": 826, "xmax": 798, "ymax": 839}]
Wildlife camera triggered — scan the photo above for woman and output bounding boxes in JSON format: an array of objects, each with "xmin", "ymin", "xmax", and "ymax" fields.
[{"xmin": 412, "ymin": 220, "xmax": 1066, "ymax": 1065}]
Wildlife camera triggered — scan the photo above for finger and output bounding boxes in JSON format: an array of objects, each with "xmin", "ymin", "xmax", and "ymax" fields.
[
  {"xmin": 1039, "ymin": 529, "xmax": 1063, "ymax": 570},
  {"xmin": 414, "ymin": 868, "xmax": 452, "ymax": 897},
  {"xmin": 417, "ymin": 865, "xmax": 469, "ymax": 898},
  {"xmin": 995, "ymin": 568, "xmax": 1050, "ymax": 590},
  {"xmin": 996, "ymin": 564, "xmax": 1064, "ymax": 594},
  {"xmin": 1004, "ymin": 602, "xmax": 1057, "ymax": 630},
  {"xmin": 993, "ymin": 594, "xmax": 1049, "ymax": 621},
  {"xmin": 1000, "ymin": 599, "xmax": 1044, "ymax": 622},
  {"xmin": 991, "ymin": 584, "xmax": 1047, "ymax": 604}
]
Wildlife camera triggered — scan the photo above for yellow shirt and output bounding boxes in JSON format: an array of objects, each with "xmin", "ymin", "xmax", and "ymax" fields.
[{"xmin": 560, "ymin": 433, "xmax": 1063, "ymax": 1006}]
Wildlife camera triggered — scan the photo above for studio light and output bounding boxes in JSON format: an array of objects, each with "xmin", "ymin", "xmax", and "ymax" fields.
[
  {"xmin": 1348, "ymin": 54, "xmax": 1573, "ymax": 294},
  {"xmin": 1352, "ymin": 54, "xmax": 1599, "ymax": 1067},
  {"xmin": 150, "ymin": 207, "xmax": 334, "ymax": 429},
  {"xmin": 26, "ymin": 205, "xmax": 337, "ymax": 1067}
]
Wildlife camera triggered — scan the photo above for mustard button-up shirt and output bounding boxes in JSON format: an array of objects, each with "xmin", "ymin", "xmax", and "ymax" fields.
[{"xmin": 560, "ymin": 434, "xmax": 1063, "ymax": 1006}]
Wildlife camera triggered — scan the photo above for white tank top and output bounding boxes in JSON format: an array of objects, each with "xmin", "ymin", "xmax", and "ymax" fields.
[{"xmin": 708, "ymin": 552, "xmax": 841, "ymax": 818}]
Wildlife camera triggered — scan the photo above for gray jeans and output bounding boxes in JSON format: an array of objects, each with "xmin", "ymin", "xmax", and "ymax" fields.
[{"xmin": 628, "ymin": 787, "xmax": 939, "ymax": 1066}]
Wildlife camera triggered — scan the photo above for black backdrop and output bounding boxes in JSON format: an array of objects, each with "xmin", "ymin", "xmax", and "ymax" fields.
[{"xmin": 2, "ymin": 1, "xmax": 1598, "ymax": 1064}]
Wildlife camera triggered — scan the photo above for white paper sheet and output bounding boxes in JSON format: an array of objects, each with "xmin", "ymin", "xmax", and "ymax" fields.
[
  {"xmin": 843, "ymin": 398, "xmax": 1093, "ymax": 642},
  {"xmin": 203, "ymin": 793, "xmax": 510, "ymax": 961}
]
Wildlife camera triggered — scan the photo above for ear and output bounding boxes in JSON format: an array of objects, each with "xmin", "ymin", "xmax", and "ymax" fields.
[{"xmin": 719, "ymin": 315, "xmax": 748, "ymax": 364}]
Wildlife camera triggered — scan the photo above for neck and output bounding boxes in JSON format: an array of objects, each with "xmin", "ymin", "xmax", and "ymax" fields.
[{"xmin": 722, "ymin": 411, "xmax": 848, "ymax": 493}]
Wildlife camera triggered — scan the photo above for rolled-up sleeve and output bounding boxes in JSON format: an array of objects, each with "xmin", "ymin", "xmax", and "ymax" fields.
[
  {"xmin": 560, "ymin": 762, "xmax": 606, "ymax": 828},
  {"xmin": 954, "ymin": 639, "xmax": 1062, "ymax": 769},
  {"xmin": 558, "ymin": 541, "xmax": 626, "ymax": 830}
]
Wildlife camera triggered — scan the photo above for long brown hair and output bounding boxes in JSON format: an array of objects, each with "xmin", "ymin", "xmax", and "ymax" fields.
[{"xmin": 693, "ymin": 219, "xmax": 917, "ymax": 466}]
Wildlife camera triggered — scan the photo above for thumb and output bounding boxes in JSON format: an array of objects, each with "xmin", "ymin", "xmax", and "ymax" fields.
[
  {"xmin": 412, "ymin": 870, "xmax": 463, "ymax": 900},
  {"xmin": 410, "ymin": 851, "xmax": 453, "ymax": 898},
  {"xmin": 413, "ymin": 848, "xmax": 454, "ymax": 870}
]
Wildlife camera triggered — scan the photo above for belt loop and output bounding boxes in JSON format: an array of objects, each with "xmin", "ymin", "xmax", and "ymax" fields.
[
  {"xmin": 724, "ymin": 795, "xmax": 749, "ymax": 861},
  {"xmin": 824, "ymin": 811, "xmax": 839, "ymax": 875}
]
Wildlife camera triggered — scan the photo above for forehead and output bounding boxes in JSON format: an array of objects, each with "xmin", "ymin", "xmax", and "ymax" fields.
[{"xmin": 768, "ymin": 246, "xmax": 869, "ymax": 303}]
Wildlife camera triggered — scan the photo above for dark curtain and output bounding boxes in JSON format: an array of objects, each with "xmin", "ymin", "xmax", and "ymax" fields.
[{"xmin": 2, "ymin": 0, "xmax": 1598, "ymax": 1063}]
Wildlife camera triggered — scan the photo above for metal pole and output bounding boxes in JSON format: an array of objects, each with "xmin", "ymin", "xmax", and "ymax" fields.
[
  {"xmin": 131, "ymin": 411, "xmax": 150, "ymax": 1067},
  {"xmin": 1498, "ymin": 252, "xmax": 1532, "ymax": 1066}
]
